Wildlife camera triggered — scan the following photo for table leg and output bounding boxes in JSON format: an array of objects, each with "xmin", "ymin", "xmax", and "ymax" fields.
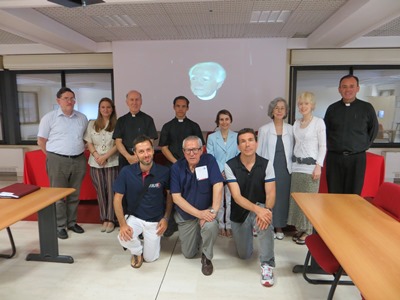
[
  {"xmin": 0, "ymin": 227, "xmax": 16, "ymax": 259},
  {"xmin": 26, "ymin": 203, "xmax": 74, "ymax": 264}
]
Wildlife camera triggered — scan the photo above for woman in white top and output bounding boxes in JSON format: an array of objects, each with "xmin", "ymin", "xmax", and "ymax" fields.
[
  {"xmin": 287, "ymin": 92, "xmax": 326, "ymax": 245},
  {"xmin": 84, "ymin": 97, "xmax": 119, "ymax": 233},
  {"xmin": 207, "ymin": 109, "xmax": 239, "ymax": 237},
  {"xmin": 257, "ymin": 97, "xmax": 293, "ymax": 240}
]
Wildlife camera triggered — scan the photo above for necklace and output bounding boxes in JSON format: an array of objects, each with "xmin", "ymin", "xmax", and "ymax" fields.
[{"xmin": 300, "ymin": 115, "xmax": 313, "ymax": 125}]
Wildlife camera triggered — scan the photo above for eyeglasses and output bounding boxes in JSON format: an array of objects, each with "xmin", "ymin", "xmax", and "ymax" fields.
[
  {"xmin": 183, "ymin": 147, "xmax": 201, "ymax": 154},
  {"xmin": 60, "ymin": 97, "xmax": 76, "ymax": 102}
]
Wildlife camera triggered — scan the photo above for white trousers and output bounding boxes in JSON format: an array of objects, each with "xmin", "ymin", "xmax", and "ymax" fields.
[{"xmin": 117, "ymin": 215, "xmax": 161, "ymax": 263}]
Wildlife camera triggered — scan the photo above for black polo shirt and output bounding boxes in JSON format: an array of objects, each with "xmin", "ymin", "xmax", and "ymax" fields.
[{"xmin": 225, "ymin": 154, "xmax": 275, "ymax": 223}]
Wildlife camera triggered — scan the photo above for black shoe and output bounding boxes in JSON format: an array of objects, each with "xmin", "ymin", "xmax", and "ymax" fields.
[
  {"xmin": 163, "ymin": 226, "xmax": 177, "ymax": 237},
  {"xmin": 57, "ymin": 228, "xmax": 68, "ymax": 239},
  {"xmin": 68, "ymin": 224, "xmax": 84, "ymax": 234},
  {"xmin": 201, "ymin": 253, "xmax": 213, "ymax": 276}
]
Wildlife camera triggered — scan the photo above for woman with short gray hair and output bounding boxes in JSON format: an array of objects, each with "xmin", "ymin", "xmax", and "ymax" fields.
[{"xmin": 257, "ymin": 97, "xmax": 293, "ymax": 240}]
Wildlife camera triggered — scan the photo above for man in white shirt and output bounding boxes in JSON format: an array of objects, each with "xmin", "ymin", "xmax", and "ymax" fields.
[{"xmin": 37, "ymin": 87, "xmax": 88, "ymax": 239}]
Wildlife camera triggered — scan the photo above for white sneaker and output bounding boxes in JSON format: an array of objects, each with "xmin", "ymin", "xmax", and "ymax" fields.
[
  {"xmin": 261, "ymin": 263, "xmax": 274, "ymax": 287},
  {"xmin": 253, "ymin": 227, "xmax": 258, "ymax": 237},
  {"xmin": 276, "ymin": 232, "xmax": 284, "ymax": 240}
]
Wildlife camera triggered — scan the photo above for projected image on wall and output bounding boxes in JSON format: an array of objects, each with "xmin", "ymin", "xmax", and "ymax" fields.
[{"xmin": 189, "ymin": 62, "xmax": 226, "ymax": 101}]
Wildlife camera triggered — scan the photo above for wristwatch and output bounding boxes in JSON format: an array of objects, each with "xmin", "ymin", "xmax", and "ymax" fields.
[{"xmin": 209, "ymin": 208, "xmax": 216, "ymax": 214}]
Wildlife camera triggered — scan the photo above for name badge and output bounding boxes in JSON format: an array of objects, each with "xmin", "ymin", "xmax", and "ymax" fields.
[{"xmin": 195, "ymin": 166, "xmax": 209, "ymax": 181}]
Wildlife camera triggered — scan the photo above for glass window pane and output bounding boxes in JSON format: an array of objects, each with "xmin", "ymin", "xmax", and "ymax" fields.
[
  {"xmin": 294, "ymin": 68, "xmax": 400, "ymax": 144},
  {"xmin": 295, "ymin": 69, "xmax": 347, "ymax": 120},
  {"xmin": 16, "ymin": 73, "xmax": 62, "ymax": 141},
  {"xmin": 354, "ymin": 69, "xmax": 400, "ymax": 143},
  {"xmin": 65, "ymin": 73, "xmax": 113, "ymax": 121}
]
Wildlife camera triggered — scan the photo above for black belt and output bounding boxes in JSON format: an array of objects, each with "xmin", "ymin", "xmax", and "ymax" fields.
[
  {"xmin": 49, "ymin": 152, "xmax": 84, "ymax": 159},
  {"xmin": 292, "ymin": 155, "xmax": 316, "ymax": 165},
  {"xmin": 330, "ymin": 151, "xmax": 364, "ymax": 156}
]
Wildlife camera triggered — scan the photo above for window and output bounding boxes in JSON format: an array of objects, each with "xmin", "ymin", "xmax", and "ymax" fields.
[
  {"xmin": 290, "ymin": 66, "xmax": 400, "ymax": 146},
  {"xmin": 14, "ymin": 70, "xmax": 113, "ymax": 143},
  {"xmin": 18, "ymin": 92, "xmax": 39, "ymax": 124}
]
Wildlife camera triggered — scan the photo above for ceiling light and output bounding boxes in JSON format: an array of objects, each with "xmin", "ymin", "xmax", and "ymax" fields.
[
  {"xmin": 277, "ymin": 10, "xmax": 291, "ymax": 23},
  {"xmin": 250, "ymin": 11, "xmax": 261, "ymax": 23},
  {"xmin": 92, "ymin": 15, "xmax": 136, "ymax": 27},
  {"xmin": 259, "ymin": 11, "xmax": 270, "ymax": 23},
  {"xmin": 250, "ymin": 10, "xmax": 291, "ymax": 23}
]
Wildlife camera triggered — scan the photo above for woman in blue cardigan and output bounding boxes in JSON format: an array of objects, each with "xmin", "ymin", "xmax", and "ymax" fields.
[
  {"xmin": 257, "ymin": 98, "xmax": 293, "ymax": 240},
  {"xmin": 207, "ymin": 109, "xmax": 239, "ymax": 237}
]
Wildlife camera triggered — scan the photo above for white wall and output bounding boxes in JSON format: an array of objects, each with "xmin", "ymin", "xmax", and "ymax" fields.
[{"xmin": 112, "ymin": 39, "xmax": 288, "ymax": 132}]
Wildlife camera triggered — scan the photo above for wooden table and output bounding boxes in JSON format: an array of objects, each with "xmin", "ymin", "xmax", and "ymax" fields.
[
  {"xmin": 0, "ymin": 187, "xmax": 75, "ymax": 263},
  {"xmin": 292, "ymin": 192, "xmax": 400, "ymax": 300}
]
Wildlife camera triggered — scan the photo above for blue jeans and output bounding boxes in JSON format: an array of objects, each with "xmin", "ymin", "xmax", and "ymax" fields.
[{"xmin": 231, "ymin": 203, "xmax": 275, "ymax": 267}]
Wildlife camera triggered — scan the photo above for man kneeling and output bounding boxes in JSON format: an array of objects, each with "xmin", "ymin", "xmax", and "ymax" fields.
[
  {"xmin": 113, "ymin": 135, "xmax": 172, "ymax": 268},
  {"xmin": 225, "ymin": 128, "xmax": 276, "ymax": 286}
]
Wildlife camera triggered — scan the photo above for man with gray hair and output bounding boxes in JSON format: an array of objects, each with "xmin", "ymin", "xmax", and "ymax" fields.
[
  {"xmin": 170, "ymin": 136, "xmax": 224, "ymax": 276},
  {"xmin": 189, "ymin": 62, "xmax": 226, "ymax": 100}
]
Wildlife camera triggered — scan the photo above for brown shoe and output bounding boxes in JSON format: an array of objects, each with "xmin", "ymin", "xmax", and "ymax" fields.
[
  {"xmin": 201, "ymin": 253, "xmax": 213, "ymax": 276},
  {"xmin": 106, "ymin": 222, "xmax": 115, "ymax": 233},
  {"xmin": 131, "ymin": 254, "xmax": 143, "ymax": 268}
]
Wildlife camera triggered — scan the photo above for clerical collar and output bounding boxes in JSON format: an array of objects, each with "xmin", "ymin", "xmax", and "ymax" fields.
[
  {"xmin": 131, "ymin": 111, "xmax": 140, "ymax": 117},
  {"xmin": 345, "ymin": 103, "xmax": 350, "ymax": 107}
]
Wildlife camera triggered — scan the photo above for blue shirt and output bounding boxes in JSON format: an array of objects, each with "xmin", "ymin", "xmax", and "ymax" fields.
[
  {"xmin": 37, "ymin": 108, "xmax": 88, "ymax": 155},
  {"xmin": 113, "ymin": 163, "xmax": 170, "ymax": 222},
  {"xmin": 170, "ymin": 153, "xmax": 224, "ymax": 220}
]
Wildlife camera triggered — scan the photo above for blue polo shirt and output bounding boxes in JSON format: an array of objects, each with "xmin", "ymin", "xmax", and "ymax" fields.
[
  {"xmin": 113, "ymin": 163, "xmax": 170, "ymax": 222},
  {"xmin": 170, "ymin": 153, "xmax": 224, "ymax": 220}
]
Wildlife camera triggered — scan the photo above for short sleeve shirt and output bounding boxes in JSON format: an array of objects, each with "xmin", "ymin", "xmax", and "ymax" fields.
[
  {"xmin": 225, "ymin": 154, "xmax": 275, "ymax": 223},
  {"xmin": 113, "ymin": 163, "xmax": 170, "ymax": 222},
  {"xmin": 37, "ymin": 108, "xmax": 88, "ymax": 155},
  {"xmin": 170, "ymin": 153, "xmax": 224, "ymax": 220}
]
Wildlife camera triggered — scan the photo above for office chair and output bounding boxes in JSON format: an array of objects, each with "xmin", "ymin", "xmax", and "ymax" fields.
[
  {"xmin": 303, "ymin": 234, "xmax": 353, "ymax": 300},
  {"xmin": 371, "ymin": 182, "xmax": 400, "ymax": 221},
  {"xmin": 0, "ymin": 227, "xmax": 16, "ymax": 259}
]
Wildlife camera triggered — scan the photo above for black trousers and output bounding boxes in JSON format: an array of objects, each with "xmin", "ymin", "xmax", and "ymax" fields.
[{"xmin": 326, "ymin": 151, "xmax": 366, "ymax": 195}]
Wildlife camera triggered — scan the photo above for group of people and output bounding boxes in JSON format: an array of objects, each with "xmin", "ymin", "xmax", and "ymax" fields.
[{"xmin": 37, "ymin": 74, "xmax": 378, "ymax": 287}]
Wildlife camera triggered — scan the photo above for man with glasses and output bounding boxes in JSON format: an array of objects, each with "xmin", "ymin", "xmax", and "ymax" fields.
[
  {"xmin": 170, "ymin": 136, "xmax": 223, "ymax": 276},
  {"xmin": 37, "ymin": 87, "xmax": 88, "ymax": 239},
  {"xmin": 158, "ymin": 95, "xmax": 205, "ymax": 237}
]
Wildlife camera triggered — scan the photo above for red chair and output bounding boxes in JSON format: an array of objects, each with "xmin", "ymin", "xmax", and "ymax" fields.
[
  {"xmin": 303, "ymin": 234, "xmax": 353, "ymax": 300},
  {"xmin": 319, "ymin": 152, "xmax": 385, "ymax": 198},
  {"xmin": 371, "ymin": 182, "xmax": 400, "ymax": 221}
]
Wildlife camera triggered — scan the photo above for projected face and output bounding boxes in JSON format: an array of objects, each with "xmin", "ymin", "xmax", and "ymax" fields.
[{"xmin": 189, "ymin": 62, "xmax": 226, "ymax": 101}]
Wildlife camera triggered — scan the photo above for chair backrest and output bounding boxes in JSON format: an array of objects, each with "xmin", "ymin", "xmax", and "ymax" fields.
[{"xmin": 371, "ymin": 182, "xmax": 400, "ymax": 221}]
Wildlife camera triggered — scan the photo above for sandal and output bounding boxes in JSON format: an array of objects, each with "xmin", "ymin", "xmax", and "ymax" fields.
[
  {"xmin": 218, "ymin": 229, "xmax": 227, "ymax": 237},
  {"xmin": 131, "ymin": 254, "xmax": 143, "ymax": 268},
  {"xmin": 295, "ymin": 233, "xmax": 308, "ymax": 245},
  {"xmin": 292, "ymin": 231, "xmax": 303, "ymax": 242}
]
